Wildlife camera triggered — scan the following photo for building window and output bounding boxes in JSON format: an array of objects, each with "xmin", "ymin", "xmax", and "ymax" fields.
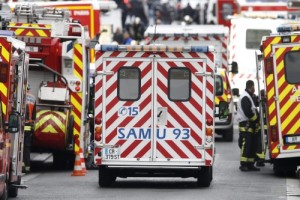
[{"xmin": 246, "ymin": 29, "xmax": 271, "ymax": 49}]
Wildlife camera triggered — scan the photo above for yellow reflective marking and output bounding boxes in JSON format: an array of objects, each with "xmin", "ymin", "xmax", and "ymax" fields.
[
  {"xmin": 26, "ymin": 31, "xmax": 34, "ymax": 36},
  {"xmin": 272, "ymin": 146, "xmax": 279, "ymax": 154},
  {"xmin": 264, "ymin": 37, "xmax": 281, "ymax": 56},
  {"xmin": 286, "ymin": 118, "xmax": 299, "ymax": 134},
  {"xmin": 0, "ymin": 83, "xmax": 7, "ymax": 97},
  {"xmin": 287, "ymin": 145, "xmax": 296, "ymax": 150},
  {"xmin": 71, "ymin": 94, "xmax": 82, "ymax": 136},
  {"xmin": 1, "ymin": 45, "xmax": 10, "ymax": 62},
  {"xmin": 281, "ymin": 102, "xmax": 298, "ymax": 131},
  {"xmin": 42, "ymin": 124, "xmax": 57, "ymax": 134},
  {"xmin": 1, "ymin": 102, "xmax": 6, "ymax": 115},
  {"xmin": 214, "ymin": 97, "xmax": 220, "ymax": 104},
  {"xmin": 13, "ymin": 23, "xmax": 30, "ymax": 35},
  {"xmin": 31, "ymin": 24, "xmax": 51, "ymax": 37}
]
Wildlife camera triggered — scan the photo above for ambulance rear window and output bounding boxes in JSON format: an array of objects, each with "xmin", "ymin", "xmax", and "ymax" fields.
[
  {"xmin": 117, "ymin": 67, "xmax": 141, "ymax": 101},
  {"xmin": 246, "ymin": 29, "xmax": 271, "ymax": 49},
  {"xmin": 168, "ymin": 68, "xmax": 191, "ymax": 101},
  {"xmin": 284, "ymin": 51, "xmax": 300, "ymax": 84}
]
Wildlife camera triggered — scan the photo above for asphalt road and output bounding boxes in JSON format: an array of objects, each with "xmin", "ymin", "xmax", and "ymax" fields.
[{"xmin": 16, "ymin": 124, "xmax": 300, "ymax": 200}]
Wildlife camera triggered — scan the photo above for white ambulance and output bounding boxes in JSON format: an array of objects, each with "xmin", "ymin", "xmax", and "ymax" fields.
[
  {"xmin": 92, "ymin": 44, "xmax": 225, "ymax": 187},
  {"xmin": 258, "ymin": 23, "xmax": 300, "ymax": 175},
  {"xmin": 144, "ymin": 25, "xmax": 237, "ymax": 141},
  {"xmin": 229, "ymin": 16, "xmax": 290, "ymax": 100}
]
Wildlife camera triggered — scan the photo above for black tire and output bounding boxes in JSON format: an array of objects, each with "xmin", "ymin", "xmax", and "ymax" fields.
[
  {"xmin": 0, "ymin": 182, "xmax": 7, "ymax": 200},
  {"xmin": 98, "ymin": 166, "xmax": 116, "ymax": 187},
  {"xmin": 8, "ymin": 176, "xmax": 20, "ymax": 198},
  {"xmin": 222, "ymin": 126, "xmax": 234, "ymax": 142},
  {"xmin": 53, "ymin": 151, "xmax": 67, "ymax": 169},
  {"xmin": 197, "ymin": 166, "xmax": 212, "ymax": 187},
  {"xmin": 273, "ymin": 162, "xmax": 284, "ymax": 177}
]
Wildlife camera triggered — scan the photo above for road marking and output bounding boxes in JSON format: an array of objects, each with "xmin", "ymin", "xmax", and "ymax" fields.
[{"xmin": 287, "ymin": 178, "xmax": 300, "ymax": 199}]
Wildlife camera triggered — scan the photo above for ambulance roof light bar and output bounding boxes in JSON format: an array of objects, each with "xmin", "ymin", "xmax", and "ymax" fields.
[
  {"xmin": 146, "ymin": 33, "xmax": 226, "ymax": 37},
  {"xmin": 277, "ymin": 24, "xmax": 300, "ymax": 32},
  {"xmin": 96, "ymin": 44, "xmax": 213, "ymax": 53}
]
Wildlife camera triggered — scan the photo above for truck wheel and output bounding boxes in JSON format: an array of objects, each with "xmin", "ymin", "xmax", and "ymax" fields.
[
  {"xmin": 53, "ymin": 151, "xmax": 67, "ymax": 169},
  {"xmin": 273, "ymin": 161, "xmax": 284, "ymax": 176},
  {"xmin": 222, "ymin": 126, "xmax": 234, "ymax": 142},
  {"xmin": 197, "ymin": 166, "xmax": 212, "ymax": 187},
  {"xmin": 98, "ymin": 166, "xmax": 116, "ymax": 187},
  {"xmin": 0, "ymin": 182, "xmax": 7, "ymax": 200},
  {"xmin": 8, "ymin": 176, "xmax": 20, "ymax": 197}
]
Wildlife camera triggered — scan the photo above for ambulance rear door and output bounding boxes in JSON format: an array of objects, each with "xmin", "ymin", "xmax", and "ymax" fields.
[
  {"xmin": 100, "ymin": 54, "xmax": 214, "ymax": 166},
  {"xmin": 272, "ymin": 43, "xmax": 300, "ymax": 156}
]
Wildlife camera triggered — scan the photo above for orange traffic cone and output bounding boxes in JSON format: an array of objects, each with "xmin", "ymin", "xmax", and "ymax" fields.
[
  {"xmin": 71, "ymin": 151, "xmax": 85, "ymax": 176},
  {"xmin": 80, "ymin": 148, "xmax": 87, "ymax": 174}
]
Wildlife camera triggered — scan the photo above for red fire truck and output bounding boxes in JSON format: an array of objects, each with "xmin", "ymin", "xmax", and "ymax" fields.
[
  {"xmin": 1, "ymin": 4, "xmax": 92, "ymax": 169},
  {"xmin": 0, "ymin": 30, "xmax": 29, "ymax": 199}
]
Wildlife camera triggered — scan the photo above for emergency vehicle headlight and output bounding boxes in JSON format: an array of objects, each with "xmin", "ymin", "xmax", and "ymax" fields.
[{"xmin": 282, "ymin": 36, "xmax": 291, "ymax": 43}]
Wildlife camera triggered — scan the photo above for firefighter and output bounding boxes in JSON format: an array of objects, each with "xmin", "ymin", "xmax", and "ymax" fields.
[
  {"xmin": 23, "ymin": 84, "xmax": 36, "ymax": 173},
  {"xmin": 236, "ymin": 80, "xmax": 260, "ymax": 171}
]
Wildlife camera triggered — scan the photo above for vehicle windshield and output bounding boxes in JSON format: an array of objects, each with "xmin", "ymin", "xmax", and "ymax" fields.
[
  {"xmin": 215, "ymin": 75, "xmax": 223, "ymax": 96},
  {"xmin": 246, "ymin": 29, "xmax": 271, "ymax": 49}
]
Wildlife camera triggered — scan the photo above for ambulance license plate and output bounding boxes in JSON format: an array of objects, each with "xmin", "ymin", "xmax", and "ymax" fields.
[
  {"xmin": 102, "ymin": 147, "xmax": 120, "ymax": 160},
  {"xmin": 285, "ymin": 135, "xmax": 300, "ymax": 144}
]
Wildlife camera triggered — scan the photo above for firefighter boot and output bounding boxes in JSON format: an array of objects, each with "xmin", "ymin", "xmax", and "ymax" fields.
[
  {"xmin": 239, "ymin": 164, "xmax": 250, "ymax": 172},
  {"xmin": 256, "ymin": 160, "xmax": 265, "ymax": 167},
  {"xmin": 248, "ymin": 163, "xmax": 260, "ymax": 171}
]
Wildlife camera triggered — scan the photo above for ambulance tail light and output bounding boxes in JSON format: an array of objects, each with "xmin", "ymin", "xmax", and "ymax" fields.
[
  {"xmin": 206, "ymin": 128, "xmax": 213, "ymax": 143},
  {"xmin": 266, "ymin": 57, "xmax": 274, "ymax": 74},
  {"xmin": 206, "ymin": 118, "xmax": 213, "ymax": 126},
  {"xmin": 0, "ymin": 62, "xmax": 8, "ymax": 83},
  {"xmin": 270, "ymin": 125, "xmax": 279, "ymax": 142},
  {"xmin": 95, "ymin": 126, "xmax": 102, "ymax": 142}
]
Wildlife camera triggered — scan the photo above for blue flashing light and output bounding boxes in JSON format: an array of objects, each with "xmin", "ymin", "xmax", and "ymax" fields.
[
  {"xmin": 191, "ymin": 46, "xmax": 209, "ymax": 53},
  {"xmin": 101, "ymin": 45, "xmax": 118, "ymax": 51},
  {"xmin": 0, "ymin": 30, "xmax": 15, "ymax": 37},
  {"xmin": 277, "ymin": 26, "xmax": 292, "ymax": 33}
]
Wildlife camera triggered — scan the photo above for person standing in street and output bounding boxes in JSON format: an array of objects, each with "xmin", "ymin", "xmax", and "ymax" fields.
[
  {"xmin": 23, "ymin": 85, "xmax": 36, "ymax": 173},
  {"xmin": 236, "ymin": 80, "xmax": 260, "ymax": 172}
]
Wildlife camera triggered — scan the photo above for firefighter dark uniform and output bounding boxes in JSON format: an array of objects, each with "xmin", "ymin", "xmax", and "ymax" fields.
[
  {"xmin": 236, "ymin": 80, "xmax": 260, "ymax": 171},
  {"xmin": 23, "ymin": 86, "xmax": 36, "ymax": 173}
]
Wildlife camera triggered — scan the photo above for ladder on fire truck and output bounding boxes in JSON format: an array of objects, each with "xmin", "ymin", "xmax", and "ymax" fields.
[{"xmin": 13, "ymin": 3, "xmax": 70, "ymax": 22}]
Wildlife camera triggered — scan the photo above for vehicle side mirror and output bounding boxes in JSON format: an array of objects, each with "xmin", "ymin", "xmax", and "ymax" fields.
[
  {"xmin": 231, "ymin": 61, "xmax": 238, "ymax": 74},
  {"xmin": 232, "ymin": 88, "xmax": 239, "ymax": 96},
  {"xmin": 8, "ymin": 113, "xmax": 19, "ymax": 133},
  {"xmin": 219, "ymin": 101, "xmax": 229, "ymax": 119}
]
